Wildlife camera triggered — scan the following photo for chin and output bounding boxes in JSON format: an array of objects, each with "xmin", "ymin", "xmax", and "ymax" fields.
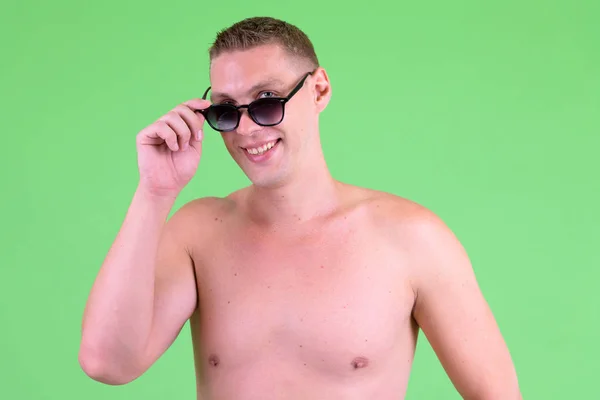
[
  {"xmin": 231, "ymin": 139, "xmax": 291, "ymax": 189},
  {"xmin": 246, "ymin": 172, "xmax": 289, "ymax": 189}
]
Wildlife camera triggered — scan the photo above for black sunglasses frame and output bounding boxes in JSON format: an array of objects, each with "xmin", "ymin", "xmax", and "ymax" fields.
[{"xmin": 196, "ymin": 71, "xmax": 313, "ymax": 132}]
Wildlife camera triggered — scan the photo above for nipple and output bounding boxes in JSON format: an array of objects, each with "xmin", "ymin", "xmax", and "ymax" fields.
[
  {"xmin": 351, "ymin": 356, "xmax": 369, "ymax": 369},
  {"xmin": 208, "ymin": 354, "xmax": 220, "ymax": 367}
]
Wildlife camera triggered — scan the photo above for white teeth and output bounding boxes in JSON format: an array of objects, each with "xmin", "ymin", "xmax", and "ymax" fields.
[{"xmin": 246, "ymin": 140, "xmax": 277, "ymax": 155}]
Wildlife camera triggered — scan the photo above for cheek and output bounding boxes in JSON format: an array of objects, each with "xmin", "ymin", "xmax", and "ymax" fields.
[
  {"xmin": 220, "ymin": 133, "xmax": 238, "ymax": 152},
  {"xmin": 221, "ymin": 132, "xmax": 237, "ymax": 142}
]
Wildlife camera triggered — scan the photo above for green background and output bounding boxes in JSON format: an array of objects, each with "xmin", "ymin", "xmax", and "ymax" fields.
[{"xmin": 1, "ymin": 0, "xmax": 598, "ymax": 398}]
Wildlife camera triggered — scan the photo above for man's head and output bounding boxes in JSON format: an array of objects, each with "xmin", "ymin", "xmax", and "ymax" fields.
[{"xmin": 205, "ymin": 17, "xmax": 331, "ymax": 189}]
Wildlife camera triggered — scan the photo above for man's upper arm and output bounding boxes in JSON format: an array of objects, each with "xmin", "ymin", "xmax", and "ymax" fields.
[
  {"xmin": 408, "ymin": 210, "xmax": 521, "ymax": 399},
  {"xmin": 142, "ymin": 202, "xmax": 200, "ymax": 369}
]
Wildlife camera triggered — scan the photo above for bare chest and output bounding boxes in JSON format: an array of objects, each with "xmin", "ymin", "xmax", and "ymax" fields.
[{"xmin": 192, "ymin": 224, "xmax": 417, "ymax": 381}]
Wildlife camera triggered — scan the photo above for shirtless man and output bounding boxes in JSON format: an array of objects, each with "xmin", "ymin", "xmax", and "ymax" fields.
[{"xmin": 79, "ymin": 17, "xmax": 521, "ymax": 399}]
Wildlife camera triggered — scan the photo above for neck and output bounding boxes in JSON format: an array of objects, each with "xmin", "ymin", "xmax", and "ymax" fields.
[{"xmin": 245, "ymin": 151, "xmax": 341, "ymax": 227}]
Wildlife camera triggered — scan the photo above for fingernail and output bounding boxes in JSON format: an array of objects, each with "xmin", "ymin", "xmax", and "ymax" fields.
[{"xmin": 197, "ymin": 130, "xmax": 203, "ymax": 141}]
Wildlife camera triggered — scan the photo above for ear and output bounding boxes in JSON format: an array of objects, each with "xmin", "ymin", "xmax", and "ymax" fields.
[{"xmin": 312, "ymin": 67, "xmax": 331, "ymax": 112}]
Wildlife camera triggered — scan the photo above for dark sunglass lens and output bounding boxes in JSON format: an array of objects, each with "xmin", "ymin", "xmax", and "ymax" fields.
[
  {"xmin": 250, "ymin": 99, "xmax": 284, "ymax": 126},
  {"xmin": 206, "ymin": 105, "xmax": 239, "ymax": 131}
]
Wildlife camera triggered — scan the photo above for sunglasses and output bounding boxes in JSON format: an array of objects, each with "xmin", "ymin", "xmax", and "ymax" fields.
[{"xmin": 196, "ymin": 71, "xmax": 313, "ymax": 132}]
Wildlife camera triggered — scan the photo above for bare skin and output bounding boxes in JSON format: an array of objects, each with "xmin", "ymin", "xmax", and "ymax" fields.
[
  {"xmin": 187, "ymin": 185, "xmax": 430, "ymax": 399},
  {"xmin": 79, "ymin": 43, "xmax": 521, "ymax": 399}
]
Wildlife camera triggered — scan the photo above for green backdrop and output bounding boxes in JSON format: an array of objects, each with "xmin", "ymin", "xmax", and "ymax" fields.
[{"xmin": 1, "ymin": 0, "xmax": 598, "ymax": 398}]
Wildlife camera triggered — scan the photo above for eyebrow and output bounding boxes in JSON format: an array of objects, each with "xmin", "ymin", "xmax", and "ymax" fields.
[{"xmin": 209, "ymin": 77, "xmax": 287, "ymax": 103}]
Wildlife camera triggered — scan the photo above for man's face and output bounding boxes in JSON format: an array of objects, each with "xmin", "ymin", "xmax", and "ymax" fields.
[{"xmin": 208, "ymin": 44, "xmax": 329, "ymax": 189}]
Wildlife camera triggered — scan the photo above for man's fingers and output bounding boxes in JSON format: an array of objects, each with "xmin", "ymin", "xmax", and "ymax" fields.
[
  {"xmin": 181, "ymin": 99, "xmax": 212, "ymax": 141},
  {"xmin": 174, "ymin": 104, "xmax": 204, "ymax": 142},
  {"xmin": 183, "ymin": 98, "xmax": 212, "ymax": 112},
  {"xmin": 137, "ymin": 99, "xmax": 212, "ymax": 152},
  {"xmin": 159, "ymin": 111, "xmax": 192, "ymax": 150},
  {"xmin": 141, "ymin": 121, "xmax": 179, "ymax": 151}
]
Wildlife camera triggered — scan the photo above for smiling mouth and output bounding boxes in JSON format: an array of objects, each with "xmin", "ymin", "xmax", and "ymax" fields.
[{"xmin": 243, "ymin": 139, "xmax": 282, "ymax": 155}]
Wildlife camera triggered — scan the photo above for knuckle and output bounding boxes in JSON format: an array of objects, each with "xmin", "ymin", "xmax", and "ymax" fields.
[
  {"xmin": 182, "ymin": 99, "xmax": 198, "ymax": 107},
  {"xmin": 155, "ymin": 120, "xmax": 169, "ymax": 131},
  {"xmin": 193, "ymin": 112, "xmax": 205, "ymax": 124},
  {"xmin": 174, "ymin": 104, "xmax": 188, "ymax": 113},
  {"xmin": 159, "ymin": 112, "xmax": 174, "ymax": 123},
  {"xmin": 159, "ymin": 111, "xmax": 176, "ymax": 122}
]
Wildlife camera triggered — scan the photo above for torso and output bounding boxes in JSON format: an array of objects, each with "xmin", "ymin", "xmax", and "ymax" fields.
[{"xmin": 185, "ymin": 185, "xmax": 421, "ymax": 399}]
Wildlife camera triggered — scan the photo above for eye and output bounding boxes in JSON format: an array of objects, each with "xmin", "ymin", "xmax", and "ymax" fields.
[{"xmin": 259, "ymin": 91, "xmax": 276, "ymax": 98}]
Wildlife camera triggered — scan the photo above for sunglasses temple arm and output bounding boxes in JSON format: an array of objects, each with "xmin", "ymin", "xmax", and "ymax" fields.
[
  {"xmin": 190, "ymin": 87, "xmax": 212, "ymax": 115},
  {"xmin": 202, "ymin": 86, "xmax": 211, "ymax": 100}
]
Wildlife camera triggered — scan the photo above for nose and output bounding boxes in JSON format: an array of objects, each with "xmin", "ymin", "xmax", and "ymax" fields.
[{"xmin": 235, "ymin": 108, "xmax": 259, "ymax": 136}]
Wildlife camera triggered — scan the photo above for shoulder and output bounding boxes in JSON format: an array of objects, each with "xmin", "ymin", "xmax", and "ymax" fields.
[
  {"xmin": 354, "ymin": 188, "xmax": 473, "ymax": 301},
  {"xmin": 351, "ymin": 187, "xmax": 441, "ymax": 235},
  {"xmin": 164, "ymin": 188, "xmax": 247, "ymax": 238},
  {"xmin": 352, "ymin": 186, "xmax": 466, "ymax": 265},
  {"xmin": 167, "ymin": 196, "xmax": 232, "ymax": 226},
  {"xmin": 169, "ymin": 185, "xmax": 250, "ymax": 220},
  {"xmin": 161, "ymin": 189, "xmax": 248, "ymax": 263}
]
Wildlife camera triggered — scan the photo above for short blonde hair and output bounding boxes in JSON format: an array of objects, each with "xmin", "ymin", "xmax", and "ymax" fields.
[{"xmin": 209, "ymin": 17, "xmax": 319, "ymax": 69}]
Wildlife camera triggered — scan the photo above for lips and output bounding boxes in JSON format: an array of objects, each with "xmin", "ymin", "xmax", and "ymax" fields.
[
  {"xmin": 241, "ymin": 138, "xmax": 282, "ymax": 163},
  {"xmin": 241, "ymin": 139, "xmax": 282, "ymax": 155}
]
